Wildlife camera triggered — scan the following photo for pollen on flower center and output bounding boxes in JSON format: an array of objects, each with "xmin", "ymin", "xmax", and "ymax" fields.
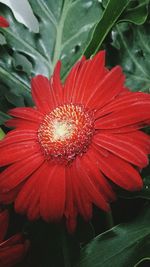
[
  {"xmin": 52, "ymin": 120, "xmax": 75, "ymax": 141},
  {"xmin": 38, "ymin": 104, "xmax": 95, "ymax": 164}
]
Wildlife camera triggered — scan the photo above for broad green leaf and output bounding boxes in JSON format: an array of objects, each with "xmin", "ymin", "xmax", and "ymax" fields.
[
  {"xmin": 84, "ymin": 0, "xmax": 130, "ymax": 58},
  {"xmin": 119, "ymin": 0, "xmax": 149, "ymax": 25},
  {"xmin": 78, "ymin": 205, "xmax": 150, "ymax": 267},
  {"xmin": 111, "ymin": 22, "xmax": 150, "ymax": 92},
  {"xmin": 102, "ymin": 0, "xmax": 149, "ymax": 25},
  {"xmin": 0, "ymin": 0, "xmax": 103, "ymax": 107}
]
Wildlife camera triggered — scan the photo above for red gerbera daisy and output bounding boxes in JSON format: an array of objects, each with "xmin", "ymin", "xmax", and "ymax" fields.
[
  {"xmin": 0, "ymin": 209, "xmax": 29, "ymax": 267},
  {"xmin": 0, "ymin": 16, "xmax": 9, "ymax": 28},
  {"xmin": 0, "ymin": 51, "xmax": 150, "ymax": 232}
]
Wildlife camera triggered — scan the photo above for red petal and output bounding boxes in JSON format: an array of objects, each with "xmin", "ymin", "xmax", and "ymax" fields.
[
  {"xmin": 65, "ymin": 167, "xmax": 77, "ymax": 232},
  {"xmin": 0, "ymin": 210, "xmax": 9, "ymax": 242},
  {"xmin": 0, "ymin": 16, "xmax": 9, "ymax": 27},
  {"xmin": 0, "ymin": 140, "xmax": 40, "ymax": 166},
  {"xmin": 0, "ymin": 182, "xmax": 25, "ymax": 204},
  {"xmin": 0, "ymin": 153, "xmax": 44, "ymax": 192},
  {"xmin": 81, "ymin": 150, "xmax": 116, "ymax": 202},
  {"xmin": 31, "ymin": 75, "xmax": 55, "ymax": 113},
  {"xmin": 63, "ymin": 57, "xmax": 86, "ymax": 103},
  {"xmin": 40, "ymin": 164, "xmax": 66, "ymax": 221},
  {"xmin": 75, "ymin": 157, "xmax": 110, "ymax": 212},
  {"xmin": 0, "ymin": 234, "xmax": 29, "ymax": 267},
  {"xmin": 95, "ymin": 125, "xmax": 142, "ymax": 134},
  {"xmin": 8, "ymin": 107, "xmax": 44, "ymax": 122},
  {"xmin": 95, "ymin": 91, "xmax": 150, "ymax": 119},
  {"xmin": 5, "ymin": 118, "xmax": 39, "ymax": 130},
  {"xmin": 91, "ymin": 145, "xmax": 143, "ymax": 191},
  {"xmin": 50, "ymin": 61, "xmax": 64, "ymax": 105},
  {"xmin": 15, "ymin": 162, "xmax": 47, "ymax": 219},
  {"xmin": 0, "ymin": 130, "xmax": 37, "ymax": 147},
  {"xmin": 73, "ymin": 51, "xmax": 108, "ymax": 104},
  {"xmin": 93, "ymin": 132, "xmax": 149, "ymax": 168},
  {"xmin": 86, "ymin": 66, "xmax": 125, "ymax": 109},
  {"xmin": 71, "ymin": 162, "xmax": 92, "ymax": 220},
  {"xmin": 0, "ymin": 244, "xmax": 27, "ymax": 267},
  {"xmin": 95, "ymin": 104, "xmax": 150, "ymax": 129},
  {"xmin": 1, "ymin": 233, "xmax": 24, "ymax": 247}
]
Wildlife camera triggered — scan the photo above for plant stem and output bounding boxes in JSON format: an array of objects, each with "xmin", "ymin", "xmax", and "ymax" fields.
[
  {"xmin": 60, "ymin": 223, "xmax": 72, "ymax": 267},
  {"xmin": 105, "ymin": 211, "xmax": 114, "ymax": 230}
]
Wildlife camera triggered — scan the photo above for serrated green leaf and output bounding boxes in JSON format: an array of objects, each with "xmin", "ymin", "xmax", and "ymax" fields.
[
  {"xmin": 78, "ymin": 205, "xmax": 150, "ymax": 267},
  {"xmin": 112, "ymin": 22, "xmax": 150, "ymax": 92},
  {"xmin": 0, "ymin": 0, "xmax": 103, "ymax": 107}
]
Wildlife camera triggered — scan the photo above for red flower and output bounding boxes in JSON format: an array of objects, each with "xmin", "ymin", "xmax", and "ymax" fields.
[
  {"xmin": 0, "ymin": 16, "xmax": 9, "ymax": 28},
  {"xmin": 0, "ymin": 51, "xmax": 150, "ymax": 232},
  {"xmin": 0, "ymin": 210, "xmax": 29, "ymax": 267}
]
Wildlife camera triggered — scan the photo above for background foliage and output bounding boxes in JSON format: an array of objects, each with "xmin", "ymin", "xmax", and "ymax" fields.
[{"xmin": 0, "ymin": 0, "xmax": 150, "ymax": 266}]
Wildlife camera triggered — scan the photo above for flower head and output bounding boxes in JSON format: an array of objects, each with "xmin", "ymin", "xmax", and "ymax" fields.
[
  {"xmin": 0, "ymin": 16, "xmax": 9, "ymax": 28},
  {"xmin": 0, "ymin": 209, "xmax": 29, "ymax": 267},
  {"xmin": 0, "ymin": 51, "xmax": 150, "ymax": 232}
]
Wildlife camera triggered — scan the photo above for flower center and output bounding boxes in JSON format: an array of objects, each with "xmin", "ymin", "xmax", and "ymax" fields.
[{"xmin": 38, "ymin": 104, "xmax": 95, "ymax": 164}]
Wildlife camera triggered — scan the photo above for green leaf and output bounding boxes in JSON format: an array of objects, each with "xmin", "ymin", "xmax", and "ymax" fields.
[
  {"xmin": 0, "ymin": 127, "xmax": 5, "ymax": 139},
  {"xmin": 0, "ymin": 0, "xmax": 103, "ymax": 107},
  {"xmin": 101, "ymin": 0, "xmax": 149, "ymax": 25},
  {"xmin": 134, "ymin": 257, "xmax": 150, "ymax": 267},
  {"xmin": 0, "ymin": 111, "xmax": 11, "ymax": 125},
  {"xmin": 78, "ymin": 205, "xmax": 150, "ymax": 267},
  {"xmin": 84, "ymin": 0, "xmax": 130, "ymax": 58},
  {"xmin": 119, "ymin": 0, "xmax": 149, "ymax": 25},
  {"xmin": 111, "ymin": 22, "xmax": 150, "ymax": 92}
]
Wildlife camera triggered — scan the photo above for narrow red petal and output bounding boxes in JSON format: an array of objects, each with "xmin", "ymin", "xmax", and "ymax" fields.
[
  {"xmin": 93, "ymin": 132, "xmax": 149, "ymax": 168},
  {"xmin": 75, "ymin": 158, "xmax": 110, "ymax": 212},
  {"xmin": 74, "ymin": 51, "xmax": 107, "ymax": 103},
  {"xmin": 31, "ymin": 75, "xmax": 55, "ymax": 113},
  {"xmin": 40, "ymin": 164, "xmax": 66, "ymax": 221},
  {"xmin": 0, "ymin": 16, "xmax": 9, "ymax": 27},
  {"xmin": 50, "ymin": 61, "xmax": 64, "ymax": 105},
  {"xmin": 81, "ymin": 150, "xmax": 116, "ymax": 202},
  {"xmin": 71, "ymin": 163, "xmax": 92, "ymax": 221},
  {"xmin": 15, "ymin": 162, "xmax": 47, "ymax": 218},
  {"xmin": 5, "ymin": 118, "xmax": 39, "ymax": 130},
  {"xmin": 95, "ymin": 105, "xmax": 150, "ymax": 129},
  {"xmin": 0, "ymin": 140, "xmax": 40, "ymax": 166},
  {"xmin": 0, "ymin": 153, "xmax": 44, "ymax": 192},
  {"xmin": 65, "ymin": 167, "xmax": 77, "ymax": 233},
  {"xmin": 0, "ymin": 182, "xmax": 25, "ymax": 204},
  {"xmin": 27, "ymin": 197, "xmax": 40, "ymax": 221},
  {"xmin": 0, "ymin": 244, "xmax": 27, "ymax": 267},
  {"xmin": 86, "ymin": 66, "xmax": 125, "ymax": 109},
  {"xmin": 95, "ymin": 91, "xmax": 150, "ymax": 119},
  {"xmin": 8, "ymin": 107, "xmax": 44, "ymax": 122},
  {"xmin": 91, "ymin": 145, "xmax": 143, "ymax": 191},
  {"xmin": 63, "ymin": 57, "xmax": 85, "ymax": 103},
  {"xmin": 1, "ymin": 233, "xmax": 24, "ymax": 247},
  {"xmin": 0, "ymin": 130, "xmax": 37, "ymax": 147}
]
